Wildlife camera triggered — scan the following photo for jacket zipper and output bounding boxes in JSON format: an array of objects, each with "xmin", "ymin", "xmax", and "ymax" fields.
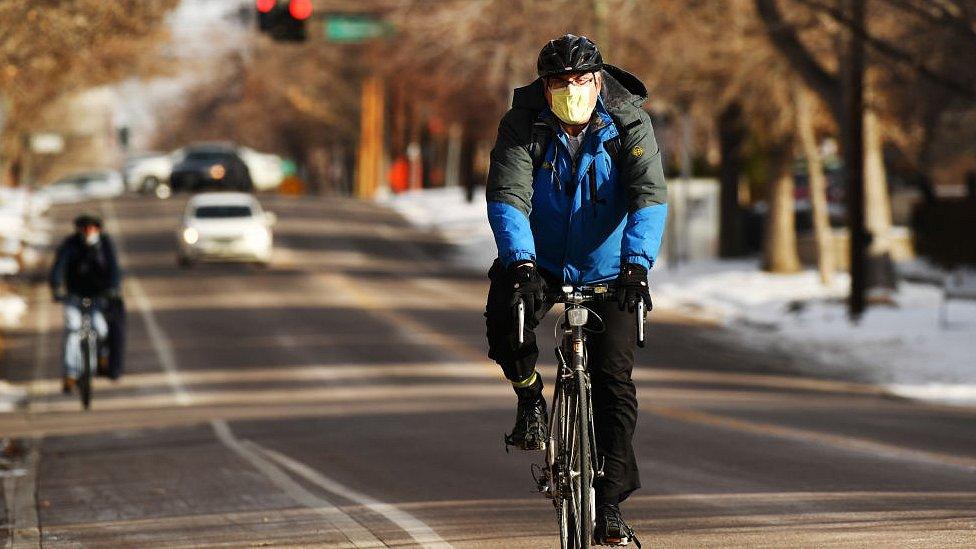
[{"xmin": 588, "ymin": 162, "xmax": 599, "ymax": 217}]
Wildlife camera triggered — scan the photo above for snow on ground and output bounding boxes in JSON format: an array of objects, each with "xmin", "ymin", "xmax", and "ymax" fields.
[
  {"xmin": 654, "ymin": 261, "xmax": 976, "ymax": 404},
  {"xmin": 0, "ymin": 294, "xmax": 27, "ymax": 330},
  {"xmin": 0, "ymin": 187, "xmax": 46, "ymax": 411},
  {"xmin": 0, "ymin": 187, "xmax": 52, "ymax": 277},
  {"xmin": 381, "ymin": 187, "xmax": 976, "ymax": 406},
  {"xmin": 381, "ymin": 186, "xmax": 497, "ymax": 271}
]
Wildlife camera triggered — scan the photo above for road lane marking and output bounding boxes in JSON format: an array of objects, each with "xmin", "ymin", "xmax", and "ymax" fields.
[
  {"xmin": 101, "ymin": 200, "xmax": 451, "ymax": 547},
  {"xmin": 253, "ymin": 443, "xmax": 453, "ymax": 548},
  {"xmin": 125, "ymin": 277, "xmax": 193, "ymax": 406},
  {"xmin": 647, "ymin": 405, "xmax": 976, "ymax": 470},
  {"xmin": 102, "ymin": 201, "xmax": 192, "ymax": 406},
  {"xmin": 210, "ymin": 419, "xmax": 385, "ymax": 548}
]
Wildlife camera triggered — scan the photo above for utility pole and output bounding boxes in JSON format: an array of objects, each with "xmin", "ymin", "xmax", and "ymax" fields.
[
  {"xmin": 355, "ymin": 75, "xmax": 384, "ymax": 199},
  {"xmin": 844, "ymin": 0, "xmax": 867, "ymax": 321}
]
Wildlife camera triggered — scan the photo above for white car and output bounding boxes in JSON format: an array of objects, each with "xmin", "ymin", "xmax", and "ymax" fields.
[
  {"xmin": 238, "ymin": 147, "xmax": 284, "ymax": 191},
  {"xmin": 177, "ymin": 193, "xmax": 276, "ymax": 266},
  {"xmin": 40, "ymin": 170, "xmax": 125, "ymax": 204},
  {"xmin": 123, "ymin": 152, "xmax": 174, "ymax": 196}
]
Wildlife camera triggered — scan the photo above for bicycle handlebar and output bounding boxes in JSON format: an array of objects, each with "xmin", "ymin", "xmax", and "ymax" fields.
[{"xmin": 514, "ymin": 283, "xmax": 647, "ymax": 348}]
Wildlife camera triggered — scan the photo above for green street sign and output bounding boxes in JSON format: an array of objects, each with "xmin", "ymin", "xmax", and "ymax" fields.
[{"xmin": 324, "ymin": 15, "xmax": 393, "ymax": 43}]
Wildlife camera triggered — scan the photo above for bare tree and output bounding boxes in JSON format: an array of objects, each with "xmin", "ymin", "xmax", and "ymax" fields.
[{"xmin": 0, "ymin": 0, "xmax": 177, "ymax": 185}]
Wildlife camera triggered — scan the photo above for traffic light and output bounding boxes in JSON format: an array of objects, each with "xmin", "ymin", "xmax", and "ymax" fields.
[{"xmin": 255, "ymin": 0, "xmax": 311, "ymax": 42}]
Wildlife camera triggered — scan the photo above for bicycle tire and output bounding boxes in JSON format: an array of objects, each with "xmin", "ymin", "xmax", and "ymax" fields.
[
  {"xmin": 79, "ymin": 332, "xmax": 95, "ymax": 410},
  {"xmin": 575, "ymin": 369, "xmax": 593, "ymax": 549},
  {"xmin": 553, "ymin": 376, "xmax": 572, "ymax": 549}
]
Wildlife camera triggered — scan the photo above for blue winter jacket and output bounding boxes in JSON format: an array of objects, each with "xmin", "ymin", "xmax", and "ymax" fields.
[{"xmin": 486, "ymin": 65, "xmax": 668, "ymax": 284}]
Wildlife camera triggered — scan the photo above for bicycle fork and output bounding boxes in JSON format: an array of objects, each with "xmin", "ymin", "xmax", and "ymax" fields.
[{"xmin": 566, "ymin": 333, "xmax": 605, "ymax": 479}]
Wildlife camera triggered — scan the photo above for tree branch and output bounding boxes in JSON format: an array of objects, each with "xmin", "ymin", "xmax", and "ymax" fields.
[
  {"xmin": 791, "ymin": 0, "xmax": 976, "ymax": 100},
  {"xmin": 881, "ymin": 0, "xmax": 976, "ymax": 45},
  {"xmin": 754, "ymin": 0, "xmax": 843, "ymax": 118}
]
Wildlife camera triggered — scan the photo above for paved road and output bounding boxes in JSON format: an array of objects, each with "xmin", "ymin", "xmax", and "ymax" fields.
[{"xmin": 2, "ymin": 194, "xmax": 976, "ymax": 547}]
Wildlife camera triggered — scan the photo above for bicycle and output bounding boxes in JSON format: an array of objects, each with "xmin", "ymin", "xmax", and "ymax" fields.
[
  {"xmin": 517, "ymin": 285, "xmax": 644, "ymax": 549},
  {"xmin": 76, "ymin": 297, "xmax": 101, "ymax": 410}
]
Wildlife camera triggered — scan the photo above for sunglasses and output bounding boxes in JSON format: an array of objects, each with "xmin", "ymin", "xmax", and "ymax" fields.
[{"xmin": 546, "ymin": 73, "xmax": 596, "ymax": 90}]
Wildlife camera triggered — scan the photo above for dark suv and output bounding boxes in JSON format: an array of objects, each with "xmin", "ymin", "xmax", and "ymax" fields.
[{"xmin": 169, "ymin": 144, "xmax": 253, "ymax": 193}]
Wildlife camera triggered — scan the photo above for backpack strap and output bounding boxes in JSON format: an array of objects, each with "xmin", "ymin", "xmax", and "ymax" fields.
[
  {"xmin": 528, "ymin": 110, "xmax": 642, "ymax": 175},
  {"xmin": 528, "ymin": 120, "xmax": 552, "ymax": 174},
  {"xmin": 603, "ymin": 114, "xmax": 642, "ymax": 166}
]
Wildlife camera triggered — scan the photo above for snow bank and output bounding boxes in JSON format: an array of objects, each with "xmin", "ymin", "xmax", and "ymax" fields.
[
  {"xmin": 654, "ymin": 261, "xmax": 976, "ymax": 404},
  {"xmin": 0, "ymin": 294, "xmax": 27, "ymax": 329},
  {"xmin": 381, "ymin": 186, "xmax": 496, "ymax": 271},
  {"xmin": 0, "ymin": 187, "xmax": 52, "ymax": 277},
  {"xmin": 380, "ymin": 187, "xmax": 976, "ymax": 406}
]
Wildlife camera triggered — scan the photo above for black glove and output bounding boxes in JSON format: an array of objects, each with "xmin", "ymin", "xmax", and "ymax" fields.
[
  {"xmin": 509, "ymin": 261, "xmax": 546, "ymax": 329},
  {"xmin": 616, "ymin": 263, "xmax": 652, "ymax": 312}
]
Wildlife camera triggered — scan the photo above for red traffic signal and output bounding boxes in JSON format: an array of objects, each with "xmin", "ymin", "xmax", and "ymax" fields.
[
  {"xmin": 288, "ymin": 0, "xmax": 312, "ymax": 21},
  {"xmin": 256, "ymin": 0, "xmax": 309, "ymax": 41}
]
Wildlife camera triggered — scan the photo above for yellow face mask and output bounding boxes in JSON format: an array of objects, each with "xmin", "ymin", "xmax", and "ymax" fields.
[{"xmin": 549, "ymin": 82, "xmax": 596, "ymax": 125}]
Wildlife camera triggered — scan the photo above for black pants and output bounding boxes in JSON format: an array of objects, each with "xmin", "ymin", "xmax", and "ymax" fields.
[{"xmin": 485, "ymin": 260, "xmax": 640, "ymax": 505}]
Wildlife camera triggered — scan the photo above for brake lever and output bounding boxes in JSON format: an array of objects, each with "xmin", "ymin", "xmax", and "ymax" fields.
[
  {"xmin": 636, "ymin": 299, "xmax": 645, "ymax": 348},
  {"xmin": 516, "ymin": 298, "xmax": 525, "ymax": 345}
]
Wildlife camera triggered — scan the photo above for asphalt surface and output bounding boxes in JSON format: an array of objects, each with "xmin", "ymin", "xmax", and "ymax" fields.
[{"xmin": 2, "ymin": 194, "xmax": 976, "ymax": 548}]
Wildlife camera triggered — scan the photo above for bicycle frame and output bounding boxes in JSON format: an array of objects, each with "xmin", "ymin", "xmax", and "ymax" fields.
[{"xmin": 522, "ymin": 284, "xmax": 644, "ymax": 549}]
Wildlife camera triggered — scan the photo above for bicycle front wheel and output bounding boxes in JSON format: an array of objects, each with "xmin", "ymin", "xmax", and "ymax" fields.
[
  {"xmin": 79, "ymin": 332, "xmax": 95, "ymax": 410},
  {"xmin": 575, "ymin": 369, "xmax": 593, "ymax": 549},
  {"xmin": 553, "ymin": 380, "xmax": 575, "ymax": 549}
]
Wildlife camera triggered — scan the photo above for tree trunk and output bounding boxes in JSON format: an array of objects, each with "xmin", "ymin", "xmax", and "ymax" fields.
[
  {"xmin": 718, "ymin": 103, "xmax": 747, "ymax": 257},
  {"xmin": 763, "ymin": 153, "xmax": 802, "ymax": 273},
  {"xmin": 863, "ymin": 104, "xmax": 892, "ymax": 252},
  {"xmin": 795, "ymin": 84, "xmax": 835, "ymax": 284},
  {"xmin": 861, "ymin": 103, "xmax": 898, "ymax": 291}
]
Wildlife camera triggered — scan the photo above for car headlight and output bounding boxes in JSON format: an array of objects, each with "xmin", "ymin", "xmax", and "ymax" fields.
[
  {"xmin": 182, "ymin": 227, "xmax": 199, "ymax": 244},
  {"xmin": 209, "ymin": 164, "xmax": 226, "ymax": 179}
]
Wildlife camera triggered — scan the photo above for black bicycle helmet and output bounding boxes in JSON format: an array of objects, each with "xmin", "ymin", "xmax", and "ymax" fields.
[
  {"xmin": 537, "ymin": 34, "xmax": 603, "ymax": 77},
  {"xmin": 73, "ymin": 214, "xmax": 102, "ymax": 229}
]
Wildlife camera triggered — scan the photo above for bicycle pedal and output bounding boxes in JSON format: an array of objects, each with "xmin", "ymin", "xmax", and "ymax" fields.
[{"xmin": 530, "ymin": 463, "xmax": 554, "ymax": 497}]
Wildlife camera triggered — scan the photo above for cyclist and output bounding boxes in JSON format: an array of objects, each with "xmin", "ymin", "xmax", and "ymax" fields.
[
  {"xmin": 485, "ymin": 34, "xmax": 667, "ymax": 545},
  {"xmin": 49, "ymin": 215, "xmax": 122, "ymax": 393}
]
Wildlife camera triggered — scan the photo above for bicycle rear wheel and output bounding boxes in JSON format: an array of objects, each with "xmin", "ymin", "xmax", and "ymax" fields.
[{"xmin": 79, "ymin": 332, "xmax": 95, "ymax": 410}]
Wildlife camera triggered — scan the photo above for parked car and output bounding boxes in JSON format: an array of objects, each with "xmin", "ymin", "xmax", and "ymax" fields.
[
  {"xmin": 177, "ymin": 192, "xmax": 275, "ymax": 267},
  {"xmin": 169, "ymin": 143, "xmax": 253, "ymax": 194},
  {"xmin": 238, "ymin": 147, "xmax": 284, "ymax": 191},
  {"xmin": 123, "ymin": 151, "xmax": 174, "ymax": 197},
  {"xmin": 39, "ymin": 170, "xmax": 125, "ymax": 204}
]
